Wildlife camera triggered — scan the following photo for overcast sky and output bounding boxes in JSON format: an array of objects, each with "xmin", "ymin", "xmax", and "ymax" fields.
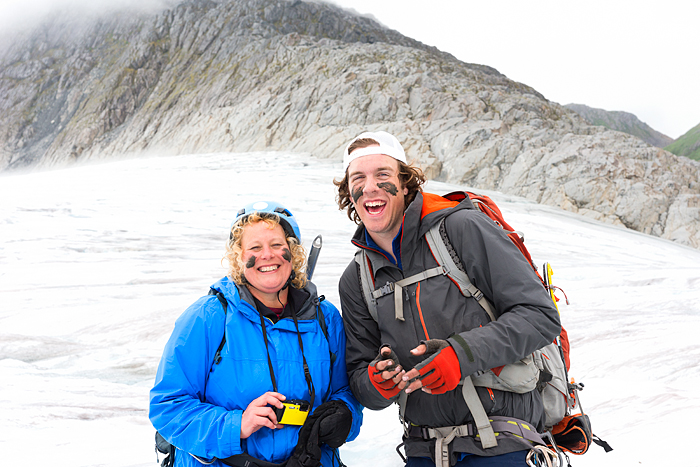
[
  {"xmin": 330, "ymin": 0, "xmax": 699, "ymax": 139},
  {"xmin": 1, "ymin": 0, "xmax": 697, "ymax": 139}
]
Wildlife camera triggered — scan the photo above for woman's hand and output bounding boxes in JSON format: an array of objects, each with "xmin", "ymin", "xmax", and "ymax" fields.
[{"xmin": 240, "ymin": 392, "xmax": 286, "ymax": 439}]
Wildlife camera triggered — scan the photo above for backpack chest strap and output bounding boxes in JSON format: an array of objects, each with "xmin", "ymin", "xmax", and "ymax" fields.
[
  {"xmin": 362, "ymin": 219, "xmax": 497, "ymax": 323},
  {"xmin": 371, "ymin": 266, "xmax": 447, "ymax": 321}
]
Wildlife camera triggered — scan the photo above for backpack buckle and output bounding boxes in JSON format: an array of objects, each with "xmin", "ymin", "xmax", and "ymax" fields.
[{"xmin": 373, "ymin": 281, "xmax": 395, "ymax": 298}]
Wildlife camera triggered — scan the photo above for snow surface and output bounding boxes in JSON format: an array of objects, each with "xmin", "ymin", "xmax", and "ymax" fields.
[{"xmin": 1, "ymin": 152, "xmax": 699, "ymax": 466}]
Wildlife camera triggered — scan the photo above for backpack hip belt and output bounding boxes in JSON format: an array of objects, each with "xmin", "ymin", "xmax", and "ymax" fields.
[
  {"xmin": 405, "ymin": 410, "xmax": 546, "ymax": 467},
  {"xmin": 399, "ymin": 374, "xmax": 546, "ymax": 467}
]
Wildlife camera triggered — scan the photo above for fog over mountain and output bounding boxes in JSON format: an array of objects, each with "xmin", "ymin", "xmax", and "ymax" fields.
[{"xmin": 1, "ymin": 0, "xmax": 699, "ymax": 248}]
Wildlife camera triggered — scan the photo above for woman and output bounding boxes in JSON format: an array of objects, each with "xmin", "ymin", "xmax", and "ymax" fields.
[{"xmin": 150, "ymin": 201, "xmax": 362, "ymax": 467}]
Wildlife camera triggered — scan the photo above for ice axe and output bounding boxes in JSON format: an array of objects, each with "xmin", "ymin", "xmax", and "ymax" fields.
[{"xmin": 306, "ymin": 235, "xmax": 322, "ymax": 281}]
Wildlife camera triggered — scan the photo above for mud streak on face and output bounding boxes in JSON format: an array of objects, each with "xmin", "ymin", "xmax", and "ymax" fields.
[
  {"xmin": 377, "ymin": 182, "xmax": 398, "ymax": 196},
  {"xmin": 245, "ymin": 256, "xmax": 256, "ymax": 269},
  {"xmin": 352, "ymin": 186, "xmax": 364, "ymax": 203},
  {"xmin": 282, "ymin": 248, "xmax": 292, "ymax": 262}
]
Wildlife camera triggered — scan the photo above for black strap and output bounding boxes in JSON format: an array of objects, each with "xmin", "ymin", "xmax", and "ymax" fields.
[
  {"xmin": 209, "ymin": 289, "xmax": 228, "ymax": 365},
  {"xmin": 315, "ymin": 296, "xmax": 329, "ymax": 341},
  {"xmin": 315, "ymin": 296, "xmax": 336, "ymax": 365},
  {"xmin": 289, "ymin": 301, "xmax": 316, "ymax": 408},
  {"xmin": 219, "ymin": 453, "xmax": 287, "ymax": 467},
  {"xmin": 592, "ymin": 433, "xmax": 613, "ymax": 453},
  {"xmin": 258, "ymin": 309, "xmax": 279, "ymax": 392},
  {"xmin": 251, "ymin": 292, "xmax": 316, "ymax": 407}
]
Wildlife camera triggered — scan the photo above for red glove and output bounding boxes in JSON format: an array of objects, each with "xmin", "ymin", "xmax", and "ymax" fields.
[
  {"xmin": 368, "ymin": 346, "xmax": 402, "ymax": 399},
  {"xmin": 413, "ymin": 340, "xmax": 461, "ymax": 395}
]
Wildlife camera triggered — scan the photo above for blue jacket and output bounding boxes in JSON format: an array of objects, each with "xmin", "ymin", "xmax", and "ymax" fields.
[{"xmin": 150, "ymin": 277, "xmax": 363, "ymax": 467}]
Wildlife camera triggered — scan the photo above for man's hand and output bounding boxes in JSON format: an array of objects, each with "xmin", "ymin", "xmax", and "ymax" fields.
[
  {"xmin": 368, "ymin": 345, "xmax": 406, "ymax": 399},
  {"xmin": 240, "ymin": 392, "xmax": 286, "ymax": 439},
  {"xmin": 402, "ymin": 340, "xmax": 461, "ymax": 395}
]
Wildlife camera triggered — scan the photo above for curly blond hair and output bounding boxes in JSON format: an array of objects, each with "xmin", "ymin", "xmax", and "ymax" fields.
[{"xmin": 224, "ymin": 213, "xmax": 307, "ymax": 289}]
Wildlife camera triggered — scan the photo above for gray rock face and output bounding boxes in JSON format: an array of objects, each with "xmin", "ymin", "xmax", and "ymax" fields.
[{"xmin": 1, "ymin": 0, "xmax": 699, "ymax": 248}]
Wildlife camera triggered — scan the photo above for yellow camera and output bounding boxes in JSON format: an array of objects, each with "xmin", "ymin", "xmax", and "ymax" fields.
[{"xmin": 274, "ymin": 399, "xmax": 310, "ymax": 425}]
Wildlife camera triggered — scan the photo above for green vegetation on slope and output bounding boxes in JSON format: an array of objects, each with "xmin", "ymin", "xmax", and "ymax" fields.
[{"xmin": 665, "ymin": 122, "xmax": 700, "ymax": 161}]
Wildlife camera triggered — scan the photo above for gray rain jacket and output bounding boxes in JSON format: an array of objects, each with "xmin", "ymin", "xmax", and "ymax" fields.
[{"xmin": 339, "ymin": 192, "xmax": 562, "ymax": 459}]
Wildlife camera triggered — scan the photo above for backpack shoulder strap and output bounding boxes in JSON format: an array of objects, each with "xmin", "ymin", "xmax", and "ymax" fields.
[
  {"xmin": 208, "ymin": 288, "xmax": 228, "ymax": 365},
  {"xmin": 354, "ymin": 249, "xmax": 379, "ymax": 322},
  {"xmin": 424, "ymin": 218, "xmax": 502, "ymax": 446},
  {"xmin": 425, "ymin": 220, "xmax": 497, "ymax": 321},
  {"xmin": 315, "ymin": 295, "xmax": 336, "ymax": 365}
]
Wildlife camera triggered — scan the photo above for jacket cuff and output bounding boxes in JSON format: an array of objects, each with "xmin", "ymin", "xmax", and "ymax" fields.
[
  {"xmin": 448, "ymin": 335, "xmax": 478, "ymax": 377},
  {"xmin": 227, "ymin": 410, "xmax": 244, "ymax": 455},
  {"xmin": 352, "ymin": 368, "xmax": 396, "ymax": 410}
]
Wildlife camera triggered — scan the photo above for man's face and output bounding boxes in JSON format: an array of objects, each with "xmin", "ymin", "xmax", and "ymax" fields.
[{"xmin": 347, "ymin": 151, "xmax": 408, "ymax": 241}]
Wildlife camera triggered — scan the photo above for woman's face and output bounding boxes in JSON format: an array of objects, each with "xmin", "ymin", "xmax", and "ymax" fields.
[{"xmin": 240, "ymin": 221, "xmax": 293, "ymax": 297}]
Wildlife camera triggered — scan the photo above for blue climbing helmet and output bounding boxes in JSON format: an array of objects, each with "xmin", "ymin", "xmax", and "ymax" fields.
[{"xmin": 231, "ymin": 201, "xmax": 301, "ymax": 241}]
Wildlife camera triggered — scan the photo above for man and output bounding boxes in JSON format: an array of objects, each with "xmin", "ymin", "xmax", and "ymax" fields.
[{"xmin": 335, "ymin": 131, "xmax": 561, "ymax": 466}]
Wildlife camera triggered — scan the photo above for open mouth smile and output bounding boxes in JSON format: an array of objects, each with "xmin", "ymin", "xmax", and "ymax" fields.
[
  {"xmin": 364, "ymin": 200, "xmax": 386, "ymax": 215},
  {"xmin": 259, "ymin": 265, "xmax": 279, "ymax": 272}
]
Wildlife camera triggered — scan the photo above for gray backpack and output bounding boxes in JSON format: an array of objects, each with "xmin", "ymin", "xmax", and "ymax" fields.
[
  {"xmin": 355, "ymin": 219, "xmax": 572, "ymax": 443},
  {"xmin": 354, "ymin": 191, "xmax": 611, "ymax": 465}
]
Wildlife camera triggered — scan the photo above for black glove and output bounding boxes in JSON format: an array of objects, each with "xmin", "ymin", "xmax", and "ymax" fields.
[
  {"xmin": 286, "ymin": 415, "xmax": 322, "ymax": 467},
  {"xmin": 286, "ymin": 400, "xmax": 353, "ymax": 467},
  {"xmin": 317, "ymin": 400, "xmax": 353, "ymax": 448}
]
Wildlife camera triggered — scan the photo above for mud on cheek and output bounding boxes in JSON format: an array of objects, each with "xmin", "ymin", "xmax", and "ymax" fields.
[
  {"xmin": 245, "ymin": 256, "xmax": 257, "ymax": 269},
  {"xmin": 352, "ymin": 186, "xmax": 364, "ymax": 203},
  {"xmin": 282, "ymin": 248, "xmax": 292, "ymax": 262},
  {"xmin": 377, "ymin": 182, "xmax": 398, "ymax": 196}
]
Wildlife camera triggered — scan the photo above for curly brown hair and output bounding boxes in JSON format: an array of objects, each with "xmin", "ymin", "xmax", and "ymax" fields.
[
  {"xmin": 224, "ymin": 213, "xmax": 307, "ymax": 289},
  {"xmin": 334, "ymin": 138, "xmax": 427, "ymax": 224}
]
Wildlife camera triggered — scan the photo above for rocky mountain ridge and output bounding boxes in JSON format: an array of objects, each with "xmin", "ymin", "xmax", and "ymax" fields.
[
  {"xmin": 1, "ymin": 0, "xmax": 699, "ymax": 248},
  {"xmin": 564, "ymin": 103, "xmax": 674, "ymax": 149}
]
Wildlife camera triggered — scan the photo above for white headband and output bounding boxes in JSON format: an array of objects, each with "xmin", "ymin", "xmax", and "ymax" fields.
[{"xmin": 342, "ymin": 131, "xmax": 407, "ymax": 172}]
